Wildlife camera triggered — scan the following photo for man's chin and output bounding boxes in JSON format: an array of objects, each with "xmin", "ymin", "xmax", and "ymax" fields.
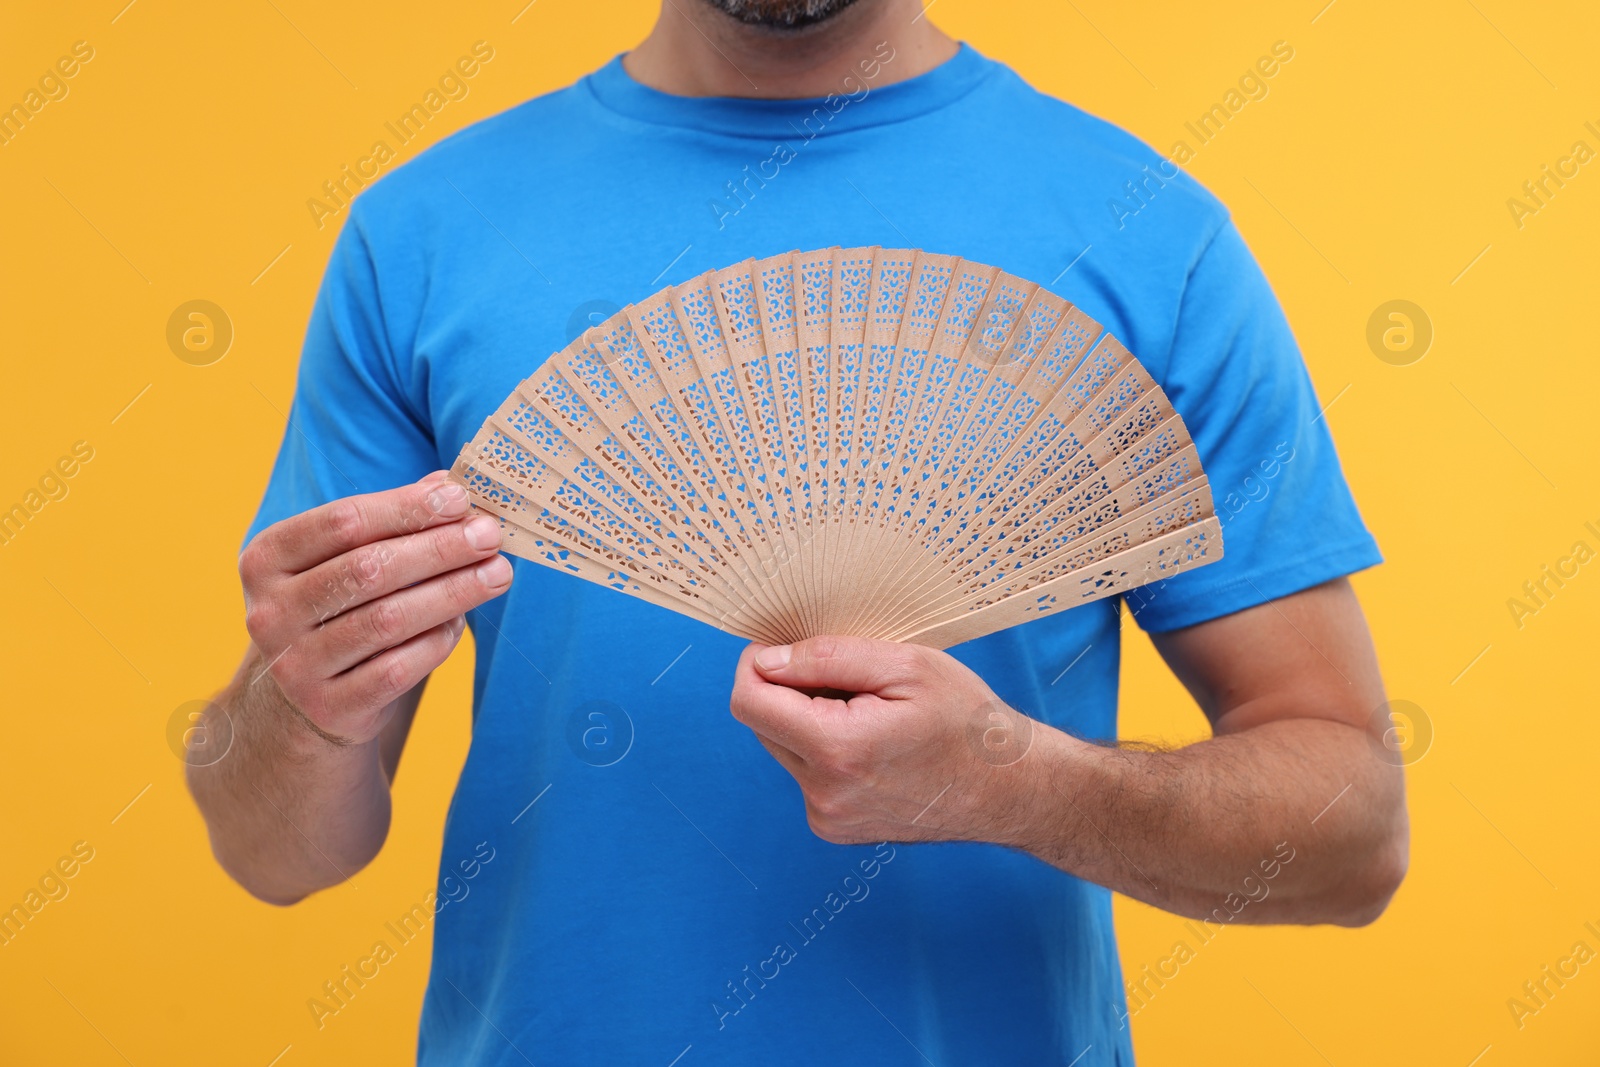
[{"xmin": 697, "ymin": 0, "xmax": 866, "ymax": 30}]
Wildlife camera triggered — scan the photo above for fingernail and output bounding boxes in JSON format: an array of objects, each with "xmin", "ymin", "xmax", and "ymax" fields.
[
  {"xmin": 463, "ymin": 515, "xmax": 500, "ymax": 550},
  {"xmin": 755, "ymin": 645, "xmax": 791, "ymax": 671},
  {"xmin": 477, "ymin": 555, "xmax": 512, "ymax": 588},
  {"xmin": 449, "ymin": 614, "xmax": 467, "ymax": 639}
]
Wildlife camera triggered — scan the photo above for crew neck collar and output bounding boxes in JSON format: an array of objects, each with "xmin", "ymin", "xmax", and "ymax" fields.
[{"xmin": 584, "ymin": 42, "xmax": 994, "ymax": 138}]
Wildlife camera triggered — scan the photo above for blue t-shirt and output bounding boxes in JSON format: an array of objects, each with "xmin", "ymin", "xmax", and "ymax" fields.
[{"xmin": 248, "ymin": 44, "xmax": 1380, "ymax": 1067}]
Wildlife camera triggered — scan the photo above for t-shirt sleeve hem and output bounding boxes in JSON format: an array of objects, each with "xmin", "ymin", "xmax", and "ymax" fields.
[{"xmin": 1128, "ymin": 536, "xmax": 1384, "ymax": 634}]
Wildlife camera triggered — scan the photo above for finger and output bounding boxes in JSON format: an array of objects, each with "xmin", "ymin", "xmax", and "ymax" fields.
[
  {"xmin": 312, "ymin": 554, "xmax": 512, "ymax": 675},
  {"xmin": 730, "ymin": 644, "xmax": 835, "ymax": 761},
  {"xmin": 252, "ymin": 473, "xmax": 473, "ymax": 576},
  {"xmin": 749, "ymin": 635, "xmax": 925, "ymax": 698},
  {"xmin": 320, "ymin": 614, "xmax": 470, "ymax": 727},
  {"xmin": 294, "ymin": 512, "xmax": 503, "ymax": 626}
]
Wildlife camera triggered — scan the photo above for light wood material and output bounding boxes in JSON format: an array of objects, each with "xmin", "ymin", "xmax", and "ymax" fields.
[{"xmin": 450, "ymin": 248, "xmax": 1223, "ymax": 649}]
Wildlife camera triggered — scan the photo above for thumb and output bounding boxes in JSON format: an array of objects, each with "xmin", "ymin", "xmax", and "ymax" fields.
[{"xmin": 751, "ymin": 635, "xmax": 922, "ymax": 697}]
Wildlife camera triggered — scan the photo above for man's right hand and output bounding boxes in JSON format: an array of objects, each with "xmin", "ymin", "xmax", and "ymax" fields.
[
  {"xmin": 238, "ymin": 470, "xmax": 512, "ymax": 745},
  {"xmin": 189, "ymin": 471, "xmax": 512, "ymax": 905}
]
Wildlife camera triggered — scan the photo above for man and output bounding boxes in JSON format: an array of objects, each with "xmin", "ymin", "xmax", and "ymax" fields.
[{"xmin": 189, "ymin": 1, "xmax": 1408, "ymax": 1063}]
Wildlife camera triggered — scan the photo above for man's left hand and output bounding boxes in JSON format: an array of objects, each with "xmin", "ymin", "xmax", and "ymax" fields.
[{"xmin": 729, "ymin": 636, "xmax": 1048, "ymax": 846}]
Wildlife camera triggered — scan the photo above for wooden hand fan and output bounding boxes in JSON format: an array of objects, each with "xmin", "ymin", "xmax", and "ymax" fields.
[{"xmin": 450, "ymin": 247, "xmax": 1222, "ymax": 649}]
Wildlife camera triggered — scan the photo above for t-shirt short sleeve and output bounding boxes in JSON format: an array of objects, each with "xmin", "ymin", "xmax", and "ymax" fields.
[
  {"xmin": 242, "ymin": 211, "xmax": 440, "ymax": 550},
  {"xmin": 1126, "ymin": 219, "xmax": 1382, "ymax": 633}
]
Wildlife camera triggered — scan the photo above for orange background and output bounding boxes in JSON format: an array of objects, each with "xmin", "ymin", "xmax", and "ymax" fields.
[{"xmin": 2, "ymin": 1, "xmax": 1597, "ymax": 1063}]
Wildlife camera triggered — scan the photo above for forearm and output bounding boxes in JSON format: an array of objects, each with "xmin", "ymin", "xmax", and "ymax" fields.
[
  {"xmin": 1007, "ymin": 717, "xmax": 1407, "ymax": 927},
  {"xmin": 186, "ymin": 647, "xmax": 394, "ymax": 905}
]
